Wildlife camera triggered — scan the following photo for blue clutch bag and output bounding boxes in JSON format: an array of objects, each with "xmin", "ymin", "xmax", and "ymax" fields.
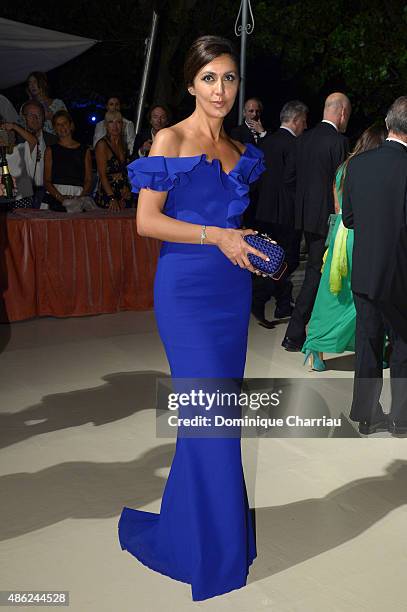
[{"xmin": 244, "ymin": 233, "xmax": 287, "ymax": 279}]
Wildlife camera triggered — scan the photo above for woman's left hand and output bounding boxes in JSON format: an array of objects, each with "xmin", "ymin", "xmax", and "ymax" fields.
[
  {"xmin": 108, "ymin": 198, "xmax": 122, "ymax": 212},
  {"xmin": 216, "ymin": 228, "xmax": 274, "ymax": 274}
]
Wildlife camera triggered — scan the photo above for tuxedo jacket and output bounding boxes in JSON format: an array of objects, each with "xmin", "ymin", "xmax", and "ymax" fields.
[
  {"xmin": 256, "ymin": 127, "xmax": 296, "ymax": 226},
  {"xmin": 342, "ymin": 139, "xmax": 407, "ymax": 303},
  {"xmin": 130, "ymin": 127, "xmax": 153, "ymax": 160},
  {"xmin": 230, "ymin": 123, "xmax": 259, "ymax": 146},
  {"xmin": 294, "ymin": 121, "xmax": 349, "ymax": 235}
]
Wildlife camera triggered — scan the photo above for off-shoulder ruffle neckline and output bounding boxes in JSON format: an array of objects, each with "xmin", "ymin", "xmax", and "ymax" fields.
[
  {"xmin": 144, "ymin": 142, "xmax": 261, "ymax": 178},
  {"xmin": 127, "ymin": 144, "xmax": 265, "ymax": 228}
]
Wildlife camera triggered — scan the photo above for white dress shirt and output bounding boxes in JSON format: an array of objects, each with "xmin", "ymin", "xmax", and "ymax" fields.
[
  {"xmin": 322, "ymin": 119, "xmax": 338, "ymax": 131},
  {"xmin": 6, "ymin": 143, "xmax": 34, "ymax": 199},
  {"xmin": 386, "ymin": 137, "xmax": 407, "ymax": 148},
  {"xmin": 280, "ymin": 125, "xmax": 296, "ymax": 137},
  {"xmin": 24, "ymin": 131, "xmax": 47, "ymax": 187}
]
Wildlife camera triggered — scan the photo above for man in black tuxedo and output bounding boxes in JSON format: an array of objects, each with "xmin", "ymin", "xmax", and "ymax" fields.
[
  {"xmin": 131, "ymin": 105, "xmax": 170, "ymax": 160},
  {"xmin": 342, "ymin": 97, "xmax": 407, "ymax": 435},
  {"xmin": 282, "ymin": 92, "xmax": 351, "ymax": 350},
  {"xmin": 230, "ymin": 98, "xmax": 268, "ymax": 233},
  {"xmin": 253, "ymin": 100, "xmax": 308, "ymax": 325},
  {"xmin": 230, "ymin": 98, "xmax": 268, "ymax": 146}
]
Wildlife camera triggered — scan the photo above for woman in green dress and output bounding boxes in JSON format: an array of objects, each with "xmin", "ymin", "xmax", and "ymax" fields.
[{"xmin": 302, "ymin": 124, "xmax": 388, "ymax": 370}]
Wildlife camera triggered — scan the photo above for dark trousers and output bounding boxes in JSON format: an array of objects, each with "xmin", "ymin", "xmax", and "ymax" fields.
[
  {"xmin": 285, "ymin": 231, "xmax": 326, "ymax": 344},
  {"xmin": 351, "ymin": 292, "xmax": 407, "ymax": 422},
  {"xmin": 251, "ymin": 221, "xmax": 302, "ymax": 316}
]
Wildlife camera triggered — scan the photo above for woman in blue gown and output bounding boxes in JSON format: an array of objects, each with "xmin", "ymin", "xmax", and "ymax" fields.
[{"xmin": 118, "ymin": 36, "xmax": 267, "ymax": 600}]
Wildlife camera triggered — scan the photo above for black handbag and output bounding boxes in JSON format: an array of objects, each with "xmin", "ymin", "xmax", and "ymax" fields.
[{"xmin": 243, "ymin": 233, "xmax": 287, "ymax": 279}]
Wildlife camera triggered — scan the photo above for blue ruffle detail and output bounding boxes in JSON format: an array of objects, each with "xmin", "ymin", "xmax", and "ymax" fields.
[
  {"xmin": 127, "ymin": 143, "xmax": 265, "ymax": 228},
  {"xmin": 127, "ymin": 155, "xmax": 204, "ymax": 193},
  {"xmin": 225, "ymin": 143, "xmax": 265, "ymax": 228},
  {"xmin": 232, "ymin": 142, "xmax": 266, "ymax": 184}
]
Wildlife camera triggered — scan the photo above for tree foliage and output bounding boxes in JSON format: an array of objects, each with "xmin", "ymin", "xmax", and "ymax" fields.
[
  {"xmin": 251, "ymin": 0, "xmax": 407, "ymax": 117},
  {"xmin": 148, "ymin": 0, "xmax": 407, "ymax": 123},
  {"xmin": 2, "ymin": 1, "xmax": 407, "ymax": 124}
]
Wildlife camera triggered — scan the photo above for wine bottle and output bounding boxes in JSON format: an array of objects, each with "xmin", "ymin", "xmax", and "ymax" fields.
[{"xmin": 0, "ymin": 146, "xmax": 14, "ymax": 198}]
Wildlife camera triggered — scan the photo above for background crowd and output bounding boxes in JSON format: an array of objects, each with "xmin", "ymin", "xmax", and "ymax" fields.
[
  {"xmin": 1, "ymin": 69, "xmax": 407, "ymax": 434},
  {"xmin": 235, "ymin": 92, "xmax": 407, "ymax": 435},
  {"xmin": 0, "ymin": 71, "xmax": 171, "ymax": 212}
]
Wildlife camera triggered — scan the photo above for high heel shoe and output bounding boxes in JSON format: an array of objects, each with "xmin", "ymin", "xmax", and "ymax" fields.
[
  {"xmin": 303, "ymin": 350, "xmax": 326, "ymax": 372},
  {"xmin": 382, "ymin": 338, "xmax": 391, "ymax": 369}
]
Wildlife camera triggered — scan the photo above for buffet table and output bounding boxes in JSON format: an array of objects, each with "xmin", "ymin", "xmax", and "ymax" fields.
[{"xmin": 0, "ymin": 208, "xmax": 160, "ymax": 322}]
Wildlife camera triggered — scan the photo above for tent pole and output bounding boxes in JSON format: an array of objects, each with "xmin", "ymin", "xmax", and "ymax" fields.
[
  {"xmin": 238, "ymin": 0, "xmax": 248, "ymax": 125},
  {"xmin": 135, "ymin": 11, "xmax": 159, "ymax": 135}
]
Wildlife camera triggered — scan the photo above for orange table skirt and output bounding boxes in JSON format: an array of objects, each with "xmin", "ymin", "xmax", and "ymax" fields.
[{"xmin": 0, "ymin": 209, "xmax": 160, "ymax": 322}]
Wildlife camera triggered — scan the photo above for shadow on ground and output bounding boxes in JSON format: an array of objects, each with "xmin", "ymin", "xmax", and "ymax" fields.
[
  {"xmin": 1, "ymin": 437, "xmax": 406, "ymax": 584},
  {"xmin": 0, "ymin": 370, "xmax": 169, "ymax": 450}
]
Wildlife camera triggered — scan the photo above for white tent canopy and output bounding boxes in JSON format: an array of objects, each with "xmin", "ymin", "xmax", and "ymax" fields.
[{"xmin": 0, "ymin": 18, "xmax": 98, "ymax": 90}]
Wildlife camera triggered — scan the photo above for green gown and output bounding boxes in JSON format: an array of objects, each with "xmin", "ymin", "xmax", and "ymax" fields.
[{"xmin": 302, "ymin": 164, "xmax": 356, "ymax": 354}]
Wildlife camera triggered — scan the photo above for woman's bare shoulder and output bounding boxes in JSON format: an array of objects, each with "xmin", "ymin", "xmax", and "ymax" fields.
[
  {"xmin": 149, "ymin": 119, "xmax": 196, "ymax": 157},
  {"xmin": 149, "ymin": 126, "xmax": 183, "ymax": 157},
  {"xmin": 95, "ymin": 137, "xmax": 106, "ymax": 148},
  {"xmin": 229, "ymin": 137, "xmax": 246, "ymax": 155},
  {"xmin": 94, "ymin": 138, "xmax": 108, "ymax": 154}
]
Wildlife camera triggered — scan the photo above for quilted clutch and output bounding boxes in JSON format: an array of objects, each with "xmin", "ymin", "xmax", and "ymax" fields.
[{"xmin": 244, "ymin": 233, "xmax": 287, "ymax": 279}]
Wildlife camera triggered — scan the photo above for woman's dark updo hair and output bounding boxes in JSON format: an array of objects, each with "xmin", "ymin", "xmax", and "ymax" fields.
[{"xmin": 184, "ymin": 35, "xmax": 239, "ymax": 87}]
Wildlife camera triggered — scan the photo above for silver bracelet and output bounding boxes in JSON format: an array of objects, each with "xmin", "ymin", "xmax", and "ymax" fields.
[{"xmin": 200, "ymin": 225, "xmax": 207, "ymax": 245}]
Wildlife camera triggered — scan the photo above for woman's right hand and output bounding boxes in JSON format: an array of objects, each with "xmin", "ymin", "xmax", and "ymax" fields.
[{"xmin": 216, "ymin": 228, "xmax": 272, "ymax": 274}]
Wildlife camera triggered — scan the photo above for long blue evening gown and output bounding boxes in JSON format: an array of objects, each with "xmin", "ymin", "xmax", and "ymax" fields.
[{"xmin": 118, "ymin": 143, "xmax": 265, "ymax": 601}]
